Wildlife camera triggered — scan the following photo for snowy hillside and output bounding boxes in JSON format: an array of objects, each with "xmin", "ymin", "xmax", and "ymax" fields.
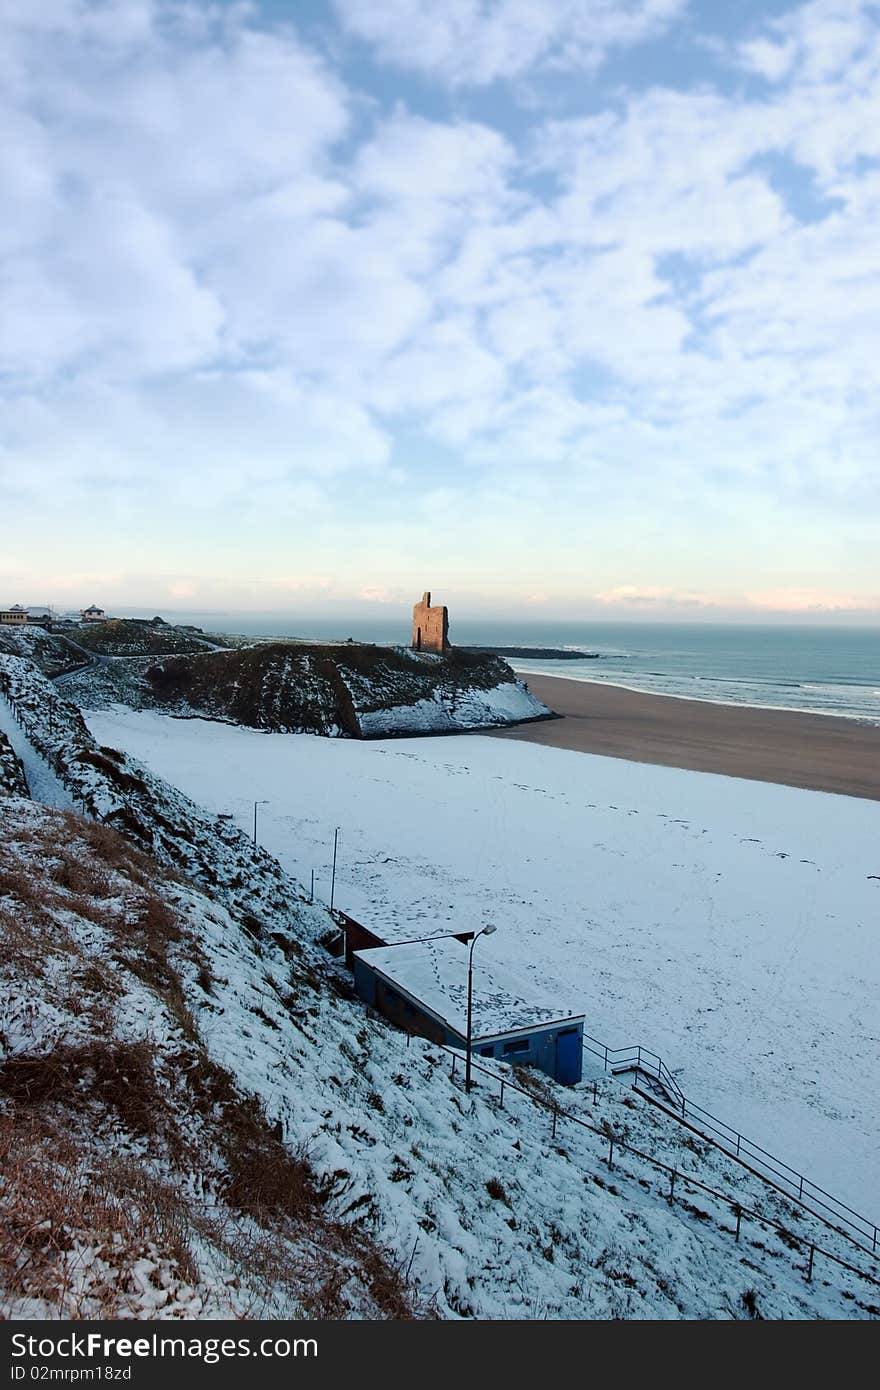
[
  {"xmin": 0, "ymin": 731, "xmax": 28, "ymax": 797},
  {"xmin": 2, "ymin": 793, "xmax": 879, "ymax": 1320},
  {"xmin": 81, "ymin": 708, "xmax": 880, "ymax": 1226},
  {"xmin": 59, "ymin": 640, "xmax": 550, "ymax": 737},
  {"xmin": 4, "ymin": 652, "xmax": 880, "ymax": 1319},
  {"xmin": 0, "ymin": 624, "xmax": 86, "ymax": 678},
  {"xmin": 0, "ymin": 796, "xmax": 418, "ymax": 1319},
  {"xmin": 68, "ymin": 617, "xmax": 223, "ymax": 657}
]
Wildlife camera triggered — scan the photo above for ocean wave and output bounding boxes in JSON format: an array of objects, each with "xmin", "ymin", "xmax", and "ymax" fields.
[{"xmin": 510, "ymin": 660, "xmax": 880, "ymax": 724}]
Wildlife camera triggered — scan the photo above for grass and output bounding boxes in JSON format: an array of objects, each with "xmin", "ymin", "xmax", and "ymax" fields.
[
  {"xmin": 1, "ymin": 1041, "xmax": 163, "ymax": 1138},
  {"xmin": 0, "ymin": 796, "xmax": 429, "ymax": 1319},
  {"xmin": 138, "ymin": 639, "xmax": 514, "ymax": 735}
]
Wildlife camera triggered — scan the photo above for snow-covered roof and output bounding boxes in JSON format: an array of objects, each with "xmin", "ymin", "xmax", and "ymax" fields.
[{"xmin": 354, "ymin": 936, "xmax": 583, "ymax": 1042}]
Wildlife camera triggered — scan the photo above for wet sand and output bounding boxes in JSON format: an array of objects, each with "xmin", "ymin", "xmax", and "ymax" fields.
[{"xmin": 491, "ymin": 673, "xmax": 880, "ymax": 801}]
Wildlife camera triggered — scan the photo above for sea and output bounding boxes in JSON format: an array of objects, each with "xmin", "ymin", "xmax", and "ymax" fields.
[{"xmin": 132, "ymin": 612, "xmax": 880, "ymax": 725}]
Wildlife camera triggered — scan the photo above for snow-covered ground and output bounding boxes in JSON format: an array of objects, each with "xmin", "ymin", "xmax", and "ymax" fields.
[
  {"xmin": 357, "ymin": 679, "xmax": 547, "ymax": 734},
  {"xmin": 86, "ymin": 708, "xmax": 880, "ymax": 1222},
  {"xmin": 0, "ymin": 694, "xmax": 73, "ymax": 809},
  {"xmin": 8, "ymin": 791, "xmax": 876, "ymax": 1320}
]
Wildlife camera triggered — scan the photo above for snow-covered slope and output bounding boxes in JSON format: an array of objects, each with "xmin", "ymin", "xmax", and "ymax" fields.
[
  {"xmin": 3, "ymin": 792, "xmax": 879, "ymax": 1320},
  {"xmin": 58, "ymin": 641, "xmax": 550, "ymax": 737},
  {"xmin": 80, "ymin": 707, "xmax": 880, "ymax": 1227},
  {"xmin": 5, "ymin": 652, "xmax": 880, "ymax": 1319},
  {"xmin": 0, "ymin": 654, "xmax": 324, "ymax": 924},
  {"xmin": 0, "ymin": 624, "xmax": 85, "ymax": 678},
  {"xmin": 0, "ymin": 797, "xmax": 417, "ymax": 1320},
  {"xmin": 358, "ymin": 680, "xmax": 546, "ymax": 735},
  {"xmin": 0, "ymin": 730, "xmax": 28, "ymax": 797}
]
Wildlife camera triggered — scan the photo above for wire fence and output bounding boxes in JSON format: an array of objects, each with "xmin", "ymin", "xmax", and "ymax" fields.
[
  {"xmin": 581, "ymin": 1031, "xmax": 879, "ymax": 1257},
  {"xmin": 432, "ymin": 1040, "xmax": 880, "ymax": 1303}
]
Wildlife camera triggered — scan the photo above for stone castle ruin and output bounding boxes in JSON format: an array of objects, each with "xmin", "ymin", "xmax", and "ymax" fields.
[{"xmin": 412, "ymin": 592, "xmax": 449, "ymax": 654}]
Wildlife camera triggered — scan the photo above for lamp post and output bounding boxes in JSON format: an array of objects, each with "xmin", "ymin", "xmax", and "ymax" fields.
[
  {"xmin": 253, "ymin": 799, "xmax": 269, "ymax": 847},
  {"xmin": 465, "ymin": 924, "xmax": 497, "ymax": 1094},
  {"xmin": 329, "ymin": 826, "xmax": 340, "ymax": 914}
]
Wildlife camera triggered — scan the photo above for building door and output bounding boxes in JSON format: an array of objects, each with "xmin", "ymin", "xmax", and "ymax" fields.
[{"xmin": 554, "ymin": 1028, "xmax": 580, "ymax": 1084}]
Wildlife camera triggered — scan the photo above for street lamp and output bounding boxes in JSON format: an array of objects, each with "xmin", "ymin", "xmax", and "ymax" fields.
[
  {"xmin": 390, "ymin": 929, "xmax": 477, "ymax": 947},
  {"xmin": 253, "ymin": 799, "xmax": 269, "ymax": 847},
  {"xmin": 465, "ymin": 924, "xmax": 497, "ymax": 1094},
  {"xmin": 329, "ymin": 826, "xmax": 340, "ymax": 913}
]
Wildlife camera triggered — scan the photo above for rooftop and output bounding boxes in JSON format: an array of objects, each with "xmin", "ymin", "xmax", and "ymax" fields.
[{"xmin": 354, "ymin": 935, "xmax": 583, "ymax": 1042}]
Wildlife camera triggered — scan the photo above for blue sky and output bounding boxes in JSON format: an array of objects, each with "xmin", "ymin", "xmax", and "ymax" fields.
[{"xmin": 1, "ymin": 0, "xmax": 878, "ymax": 621}]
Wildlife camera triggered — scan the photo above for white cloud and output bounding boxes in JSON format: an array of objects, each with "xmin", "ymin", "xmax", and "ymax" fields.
[
  {"xmin": 1, "ymin": 0, "xmax": 878, "ymax": 607},
  {"xmin": 744, "ymin": 586, "xmax": 880, "ymax": 612},
  {"xmin": 738, "ymin": 0, "xmax": 878, "ymax": 85},
  {"xmin": 335, "ymin": 0, "xmax": 687, "ymax": 86},
  {"xmin": 596, "ymin": 584, "xmax": 714, "ymax": 607}
]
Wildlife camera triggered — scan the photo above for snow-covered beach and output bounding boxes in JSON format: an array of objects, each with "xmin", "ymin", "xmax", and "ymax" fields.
[{"xmin": 86, "ymin": 707, "xmax": 880, "ymax": 1222}]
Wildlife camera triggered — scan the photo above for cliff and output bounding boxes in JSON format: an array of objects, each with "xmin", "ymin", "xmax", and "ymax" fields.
[{"xmin": 60, "ymin": 641, "xmax": 551, "ymax": 737}]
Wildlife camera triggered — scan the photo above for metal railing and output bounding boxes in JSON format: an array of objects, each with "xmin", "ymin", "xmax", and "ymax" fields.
[
  {"xmin": 583, "ymin": 1033, "xmax": 686, "ymax": 1107},
  {"xmin": 433, "ymin": 1040, "xmax": 880, "ymax": 1299},
  {"xmin": 582, "ymin": 1030, "xmax": 879, "ymax": 1257}
]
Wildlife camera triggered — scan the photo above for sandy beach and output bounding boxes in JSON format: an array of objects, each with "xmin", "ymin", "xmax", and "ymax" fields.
[{"xmin": 493, "ymin": 673, "xmax": 880, "ymax": 801}]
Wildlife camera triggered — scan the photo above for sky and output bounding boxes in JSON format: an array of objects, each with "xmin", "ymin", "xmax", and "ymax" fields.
[{"xmin": 1, "ymin": 0, "xmax": 879, "ymax": 624}]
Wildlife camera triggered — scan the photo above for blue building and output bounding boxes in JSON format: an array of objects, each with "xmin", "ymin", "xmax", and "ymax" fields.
[{"xmin": 353, "ymin": 937, "xmax": 584, "ymax": 1085}]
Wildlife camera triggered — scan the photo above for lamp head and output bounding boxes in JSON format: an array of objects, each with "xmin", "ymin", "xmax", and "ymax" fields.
[{"xmin": 483, "ymin": 924, "xmax": 497, "ymax": 936}]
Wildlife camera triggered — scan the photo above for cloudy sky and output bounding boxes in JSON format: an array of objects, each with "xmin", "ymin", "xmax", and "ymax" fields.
[{"xmin": 1, "ymin": 0, "xmax": 878, "ymax": 622}]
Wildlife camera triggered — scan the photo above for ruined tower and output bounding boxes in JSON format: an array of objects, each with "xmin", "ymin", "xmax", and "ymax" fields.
[{"xmin": 412, "ymin": 591, "xmax": 449, "ymax": 654}]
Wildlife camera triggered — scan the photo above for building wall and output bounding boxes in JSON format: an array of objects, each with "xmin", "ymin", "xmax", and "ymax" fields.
[
  {"xmin": 476, "ymin": 1023, "xmax": 584, "ymax": 1085},
  {"xmin": 353, "ymin": 957, "xmax": 583, "ymax": 1084},
  {"xmin": 341, "ymin": 912, "xmax": 387, "ymax": 968},
  {"xmin": 411, "ymin": 592, "xmax": 449, "ymax": 654},
  {"xmin": 0, "ymin": 612, "xmax": 28, "ymax": 625}
]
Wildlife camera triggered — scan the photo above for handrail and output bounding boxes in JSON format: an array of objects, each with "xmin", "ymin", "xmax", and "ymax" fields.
[
  {"xmin": 430, "ymin": 1039, "xmax": 880, "ymax": 1294},
  {"xmin": 581, "ymin": 1029, "xmax": 878, "ymax": 1255}
]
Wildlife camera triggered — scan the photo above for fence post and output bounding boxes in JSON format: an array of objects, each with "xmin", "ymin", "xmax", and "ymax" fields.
[
  {"xmin": 798, "ymin": 1175, "xmax": 804, "ymax": 1202},
  {"xmin": 668, "ymin": 1169, "xmax": 676, "ymax": 1205},
  {"xmin": 551, "ymin": 1106, "xmax": 557, "ymax": 1140},
  {"xmin": 451, "ymin": 1053, "xmax": 456, "ymax": 1078},
  {"xmin": 734, "ymin": 1205, "xmax": 742, "ymax": 1242},
  {"xmin": 806, "ymin": 1245, "xmax": 815, "ymax": 1283},
  {"xmin": 499, "ymin": 1078, "xmax": 504, "ymax": 1108},
  {"xmin": 592, "ymin": 1080, "xmax": 598, "ymax": 1104},
  {"xmin": 607, "ymin": 1137, "xmax": 614, "ymax": 1170}
]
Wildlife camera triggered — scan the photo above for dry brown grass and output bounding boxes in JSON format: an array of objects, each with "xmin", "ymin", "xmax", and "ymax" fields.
[
  {"xmin": 1, "ymin": 1040, "xmax": 162, "ymax": 1138},
  {"xmin": 180, "ymin": 1053, "xmax": 421, "ymax": 1318},
  {"xmin": 0, "ymin": 803, "xmax": 426, "ymax": 1320},
  {"xmin": 0, "ymin": 1112, "xmax": 197, "ymax": 1317},
  {"xmin": 52, "ymin": 857, "xmax": 113, "ymax": 900}
]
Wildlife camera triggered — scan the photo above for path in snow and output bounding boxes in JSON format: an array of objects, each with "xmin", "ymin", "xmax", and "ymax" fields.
[
  {"xmin": 86, "ymin": 708, "xmax": 880, "ymax": 1219},
  {"xmin": 0, "ymin": 695, "xmax": 74, "ymax": 810}
]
